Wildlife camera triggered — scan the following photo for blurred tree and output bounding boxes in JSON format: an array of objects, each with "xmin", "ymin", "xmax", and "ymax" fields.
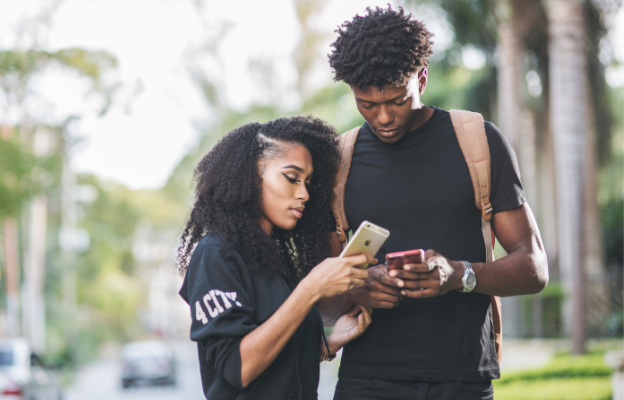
[
  {"xmin": 0, "ymin": 130, "xmax": 40, "ymax": 218},
  {"xmin": 548, "ymin": 0, "xmax": 591, "ymax": 355},
  {"xmin": 0, "ymin": 43, "xmax": 117, "ymax": 355},
  {"xmin": 293, "ymin": 0, "xmax": 328, "ymax": 98},
  {"xmin": 406, "ymin": 0, "xmax": 621, "ymax": 345}
]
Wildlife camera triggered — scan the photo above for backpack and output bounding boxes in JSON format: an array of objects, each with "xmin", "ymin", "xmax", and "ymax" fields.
[{"xmin": 331, "ymin": 109, "xmax": 503, "ymax": 364}]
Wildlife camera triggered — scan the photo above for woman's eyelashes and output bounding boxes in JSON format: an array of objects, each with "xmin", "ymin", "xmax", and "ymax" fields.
[
  {"xmin": 281, "ymin": 172, "xmax": 311, "ymax": 186},
  {"xmin": 281, "ymin": 172, "xmax": 299, "ymax": 184}
]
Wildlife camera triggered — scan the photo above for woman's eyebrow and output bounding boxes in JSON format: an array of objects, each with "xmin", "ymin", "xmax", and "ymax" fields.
[{"xmin": 281, "ymin": 164, "xmax": 304, "ymax": 172}]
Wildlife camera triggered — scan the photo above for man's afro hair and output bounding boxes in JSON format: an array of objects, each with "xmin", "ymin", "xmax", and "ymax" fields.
[{"xmin": 328, "ymin": 5, "xmax": 434, "ymax": 89}]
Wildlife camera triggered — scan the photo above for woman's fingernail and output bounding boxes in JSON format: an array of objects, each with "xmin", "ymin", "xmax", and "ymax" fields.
[
  {"xmin": 397, "ymin": 280, "xmax": 404, "ymax": 287},
  {"xmin": 401, "ymin": 291, "xmax": 406, "ymax": 296},
  {"xmin": 404, "ymin": 265, "xmax": 410, "ymax": 271},
  {"xmin": 389, "ymin": 271, "xmax": 396, "ymax": 277}
]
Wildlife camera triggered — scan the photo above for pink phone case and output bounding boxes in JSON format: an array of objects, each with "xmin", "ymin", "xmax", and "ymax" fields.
[{"xmin": 386, "ymin": 249, "xmax": 425, "ymax": 270}]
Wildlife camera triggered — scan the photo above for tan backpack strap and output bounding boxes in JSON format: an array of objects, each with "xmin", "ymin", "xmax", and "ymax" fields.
[
  {"xmin": 449, "ymin": 110, "xmax": 493, "ymax": 221},
  {"xmin": 332, "ymin": 127, "xmax": 361, "ymax": 244},
  {"xmin": 450, "ymin": 109, "xmax": 502, "ymax": 364}
]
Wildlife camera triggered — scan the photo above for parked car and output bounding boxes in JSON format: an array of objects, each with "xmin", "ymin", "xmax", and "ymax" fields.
[
  {"xmin": 0, "ymin": 339, "xmax": 63, "ymax": 400},
  {"xmin": 120, "ymin": 341, "xmax": 176, "ymax": 388}
]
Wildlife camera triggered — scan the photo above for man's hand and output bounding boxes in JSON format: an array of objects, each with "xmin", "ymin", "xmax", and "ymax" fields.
[
  {"xmin": 388, "ymin": 250, "xmax": 464, "ymax": 298},
  {"xmin": 344, "ymin": 264, "xmax": 403, "ymax": 308}
]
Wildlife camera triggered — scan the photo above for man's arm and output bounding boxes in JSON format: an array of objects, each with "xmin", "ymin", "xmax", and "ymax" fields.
[
  {"xmin": 316, "ymin": 232, "xmax": 403, "ymax": 326},
  {"xmin": 390, "ymin": 203, "xmax": 549, "ymax": 298}
]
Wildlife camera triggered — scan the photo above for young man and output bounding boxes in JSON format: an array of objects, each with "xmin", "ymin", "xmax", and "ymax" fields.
[{"xmin": 324, "ymin": 6, "xmax": 549, "ymax": 400}]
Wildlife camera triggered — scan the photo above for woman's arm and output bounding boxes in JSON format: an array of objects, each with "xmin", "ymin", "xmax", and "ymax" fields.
[
  {"xmin": 239, "ymin": 279, "xmax": 318, "ymax": 387},
  {"xmin": 239, "ymin": 254, "xmax": 372, "ymax": 387}
]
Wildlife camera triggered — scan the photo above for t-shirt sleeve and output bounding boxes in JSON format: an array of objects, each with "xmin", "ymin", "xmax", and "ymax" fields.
[
  {"xmin": 485, "ymin": 122, "xmax": 526, "ymax": 213},
  {"xmin": 185, "ymin": 242, "xmax": 257, "ymax": 390}
]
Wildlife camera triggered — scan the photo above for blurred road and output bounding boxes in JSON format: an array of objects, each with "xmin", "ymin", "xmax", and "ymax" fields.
[
  {"xmin": 64, "ymin": 339, "xmax": 555, "ymax": 400},
  {"xmin": 65, "ymin": 340, "xmax": 204, "ymax": 400}
]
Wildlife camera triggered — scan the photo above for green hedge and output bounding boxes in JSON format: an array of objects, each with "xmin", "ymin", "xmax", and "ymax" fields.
[
  {"xmin": 494, "ymin": 377, "xmax": 611, "ymax": 400},
  {"xmin": 494, "ymin": 352, "xmax": 612, "ymax": 400}
]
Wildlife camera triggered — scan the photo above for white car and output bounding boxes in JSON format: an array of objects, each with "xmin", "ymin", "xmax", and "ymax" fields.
[
  {"xmin": 0, "ymin": 339, "xmax": 63, "ymax": 400},
  {"xmin": 120, "ymin": 341, "xmax": 176, "ymax": 388}
]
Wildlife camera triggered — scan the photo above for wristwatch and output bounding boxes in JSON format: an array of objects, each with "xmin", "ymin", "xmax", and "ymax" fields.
[{"xmin": 459, "ymin": 260, "xmax": 477, "ymax": 293}]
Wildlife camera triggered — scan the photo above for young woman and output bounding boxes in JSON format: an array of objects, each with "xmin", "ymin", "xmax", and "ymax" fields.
[{"xmin": 178, "ymin": 116, "xmax": 374, "ymax": 400}]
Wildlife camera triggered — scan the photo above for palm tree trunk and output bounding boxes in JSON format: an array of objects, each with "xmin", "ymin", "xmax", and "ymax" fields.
[
  {"xmin": 584, "ymin": 93, "xmax": 608, "ymax": 334},
  {"xmin": 2, "ymin": 218, "xmax": 21, "ymax": 338},
  {"xmin": 548, "ymin": 0, "xmax": 589, "ymax": 354},
  {"xmin": 496, "ymin": 0, "xmax": 521, "ymax": 152}
]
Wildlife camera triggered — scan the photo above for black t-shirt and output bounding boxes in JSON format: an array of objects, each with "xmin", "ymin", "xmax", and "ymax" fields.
[
  {"xmin": 339, "ymin": 107, "xmax": 525, "ymax": 382},
  {"xmin": 179, "ymin": 234, "xmax": 323, "ymax": 399}
]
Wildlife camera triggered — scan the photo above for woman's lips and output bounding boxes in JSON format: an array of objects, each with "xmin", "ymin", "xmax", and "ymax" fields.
[{"xmin": 291, "ymin": 207, "xmax": 305, "ymax": 219}]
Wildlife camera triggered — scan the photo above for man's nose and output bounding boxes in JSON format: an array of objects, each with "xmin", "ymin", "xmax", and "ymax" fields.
[{"xmin": 377, "ymin": 106, "xmax": 393, "ymax": 126}]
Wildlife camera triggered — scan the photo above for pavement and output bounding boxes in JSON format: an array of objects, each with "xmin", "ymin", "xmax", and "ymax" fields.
[
  {"xmin": 65, "ymin": 340, "xmax": 204, "ymax": 400},
  {"xmin": 64, "ymin": 339, "xmax": 560, "ymax": 400}
]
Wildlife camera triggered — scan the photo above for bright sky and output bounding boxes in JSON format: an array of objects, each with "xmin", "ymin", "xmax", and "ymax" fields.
[
  {"xmin": 0, "ymin": 0, "xmax": 407, "ymax": 189},
  {"xmin": 0, "ymin": 0, "xmax": 621, "ymax": 190}
]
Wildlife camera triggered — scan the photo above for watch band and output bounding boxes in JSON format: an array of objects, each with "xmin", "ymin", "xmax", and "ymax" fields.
[{"xmin": 459, "ymin": 260, "xmax": 476, "ymax": 293}]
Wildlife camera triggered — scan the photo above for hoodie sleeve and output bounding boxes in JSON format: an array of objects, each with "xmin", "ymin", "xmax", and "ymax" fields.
[{"xmin": 185, "ymin": 242, "xmax": 257, "ymax": 390}]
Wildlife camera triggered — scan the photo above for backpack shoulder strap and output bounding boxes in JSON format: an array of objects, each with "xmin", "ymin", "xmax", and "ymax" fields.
[
  {"xmin": 449, "ymin": 109, "xmax": 502, "ymax": 364},
  {"xmin": 449, "ymin": 110, "xmax": 493, "ymax": 221},
  {"xmin": 332, "ymin": 126, "xmax": 361, "ymax": 244}
]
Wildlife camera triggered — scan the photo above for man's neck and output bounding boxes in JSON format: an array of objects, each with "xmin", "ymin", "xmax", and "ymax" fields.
[{"xmin": 407, "ymin": 105, "xmax": 434, "ymax": 133}]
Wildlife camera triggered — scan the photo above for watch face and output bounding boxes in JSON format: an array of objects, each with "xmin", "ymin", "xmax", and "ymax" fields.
[{"xmin": 466, "ymin": 273, "xmax": 477, "ymax": 290}]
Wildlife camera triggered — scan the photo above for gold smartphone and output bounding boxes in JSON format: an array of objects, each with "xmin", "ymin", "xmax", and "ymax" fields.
[{"xmin": 339, "ymin": 220, "xmax": 390, "ymax": 269}]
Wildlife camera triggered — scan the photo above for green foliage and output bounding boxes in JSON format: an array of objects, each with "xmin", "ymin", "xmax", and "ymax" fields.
[
  {"xmin": 0, "ymin": 48, "xmax": 117, "ymax": 116},
  {"xmin": 0, "ymin": 48, "xmax": 116, "ymax": 82},
  {"xmin": 0, "ymin": 42, "xmax": 119, "ymax": 365},
  {"xmin": 77, "ymin": 175, "xmax": 142, "ymax": 280},
  {"xmin": 599, "ymin": 85, "xmax": 624, "ymax": 266},
  {"xmin": 494, "ymin": 378, "xmax": 611, "ymax": 400},
  {"xmin": 0, "ymin": 135, "xmax": 38, "ymax": 217},
  {"xmin": 422, "ymin": 62, "xmax": 493, "ymax": 118},
  {"xmin": 51, "ymin": 48, "xmax": 117, "ymax": 82},
  {"xmin": 499, "ymin": 352, "xmax": 611, "ymax": 383},
  {"xmin": 494, "ymin": 352, "xmax": 612, "ymax": 400},
  {"xmin": 44, "ymin": 174, "xmax": 146, "ymax": 364},
  {"xmin": 0, "ymin": 133, "xmax": 59, "ymax": 218},
  {"xmin": 519, "ymin": 283, "xmax": 565, "ymax": 337}
]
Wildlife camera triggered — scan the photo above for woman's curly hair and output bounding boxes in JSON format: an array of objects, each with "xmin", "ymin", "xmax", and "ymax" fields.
[
  {"xmin": 177, "ymin": 116, "xmax": 339, "ymax": 279},
  {"xmin": 328, "ymin": 5, "xmax": 434, "ymax": 89}
]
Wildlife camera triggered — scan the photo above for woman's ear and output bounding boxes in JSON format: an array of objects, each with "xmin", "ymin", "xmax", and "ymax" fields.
[{"xmin": 257, "ymin": 160, "xmax": 266, "ymax": 176}]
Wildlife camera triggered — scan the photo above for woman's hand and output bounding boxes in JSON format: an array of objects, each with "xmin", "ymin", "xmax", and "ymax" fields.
[
  {"xmin": 302, "ymin": 254, "xmax": 373, "ymax": 299},
  {"xmin": 324, "ymin": 305, "xmax": 373, "ymax": 355}
]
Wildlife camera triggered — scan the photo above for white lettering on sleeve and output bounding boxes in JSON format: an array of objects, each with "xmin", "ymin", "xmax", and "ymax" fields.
[
  {"xmin": 195, "ymin": 301, "xmax": 208, "ymax": 325},
  {"xmin": 215, "ymin": 289, "xmax": 232, "ymax": 309},
  {"xmin": 225, "ymin": 292, "xmax": 243, "ymax": 307},
  {"xmin": 209, "ymin": 290, "xmax": 225, "ymax": 313},
  {"xmin": 203, "ymin": 293, "xmax": 219, "ymax": 318}
]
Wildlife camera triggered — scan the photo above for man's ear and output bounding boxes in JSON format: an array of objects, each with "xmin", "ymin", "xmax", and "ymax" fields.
[{"xmin": 418, "ymin": 68, "xmax": 428, "ymax": 95}]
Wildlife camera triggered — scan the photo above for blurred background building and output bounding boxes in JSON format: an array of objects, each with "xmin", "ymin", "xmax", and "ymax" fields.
[{"xmin": 0, "ymin": 0, "xmax": 622, "ymax": 399}]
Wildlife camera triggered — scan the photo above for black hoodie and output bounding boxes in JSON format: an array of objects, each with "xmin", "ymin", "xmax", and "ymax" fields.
[{"xmin": 179, "ymin": 234, "xmax": 323, "ymax": 400}]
